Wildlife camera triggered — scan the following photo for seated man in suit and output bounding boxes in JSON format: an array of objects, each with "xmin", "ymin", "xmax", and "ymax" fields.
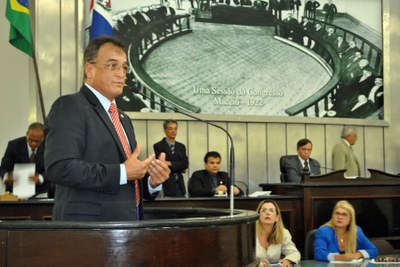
[
  {"xmin": 188, "ymin": 151, "xmax": 243, "ymax": 197},
  {"xmin": 0, "ymin": 122, "xmax": 49, "ymax": 195},
  {"xmin": 281, "ymin": 138, "xmax": 321, "ymax": 183}
]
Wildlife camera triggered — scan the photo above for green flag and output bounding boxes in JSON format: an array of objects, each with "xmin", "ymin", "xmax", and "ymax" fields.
[{"xmin": 5, "ymin": 0, "xmax": 33, "ymax": 57}]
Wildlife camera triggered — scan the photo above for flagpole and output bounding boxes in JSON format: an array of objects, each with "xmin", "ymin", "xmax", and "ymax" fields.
[
  {"xmin": 28, "ymin": 4, "xmax": 46, "ymax": 121},
  {"xmin": 31, "ymin": 42, "xmax": 46, "ymax": 121}
]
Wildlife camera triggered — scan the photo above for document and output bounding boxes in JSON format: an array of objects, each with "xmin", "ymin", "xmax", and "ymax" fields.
[
  {"xmin": 12, "ymin": 163, "xmax": 36, "ymax": 199},
  {"xmin": 330, "ymin": 258, "xmax": 363, "ymax": 264},
  {"xmin": 248, "ymin": 191, "xmax": 271, "ymax": 197}
]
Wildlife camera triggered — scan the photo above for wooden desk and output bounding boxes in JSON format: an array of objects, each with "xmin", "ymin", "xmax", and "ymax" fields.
[
  {"xmin": 0, "ymin": 196, "xmax": 302, "ymax": 247},
  {"xmin": 259, "ymin": 169, "xmax": 400, "ymax": 245}
]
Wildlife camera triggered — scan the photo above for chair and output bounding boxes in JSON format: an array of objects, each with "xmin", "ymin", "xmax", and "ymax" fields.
[
  {"xmin": 304, "ymin": 229, "xmax": 317, "ymax": 260},
  {"xmin": 371, "ymin": 239, "xmax": 396, "ymax": 255},
  {"xmin": 279, "ymin": 155, "xmax": 297, "ymax": 182}
]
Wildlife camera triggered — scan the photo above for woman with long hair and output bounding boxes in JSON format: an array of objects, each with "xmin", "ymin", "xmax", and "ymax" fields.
[
  {"xmin": 255, "ymin": 200, "xmax": 301, "ymax": 267},
  {"xmin": 314, "ymin": 200, "xmax": 378, "ymax": 261}
]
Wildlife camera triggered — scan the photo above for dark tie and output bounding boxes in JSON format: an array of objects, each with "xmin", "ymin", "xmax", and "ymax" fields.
[
  {"xmin": 29, "ymin": 149, "xmax": 36, "ymax": 163},
  {"xmin": 109, "ymin": 103, "xmax": 140, "ymax": 207},
  {"xmin": 170, "ymin": 143, "xmax": 175, "ymax": 155},
  {"xmin": 303, "ymin": 160, "xmax": 310, "ymax": 175}
]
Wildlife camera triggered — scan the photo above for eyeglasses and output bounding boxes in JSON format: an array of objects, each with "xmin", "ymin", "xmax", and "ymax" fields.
[
  {"xmin": 260, "ymin": 208, "xmax": 276, "ymax": 214},
  {"xmin": 90, "ymin": 61, "xmax": 129, "ymax": 73},
  {"xmin": 333, "ymin": 211, "xmax": 349, "ymax": 217}
]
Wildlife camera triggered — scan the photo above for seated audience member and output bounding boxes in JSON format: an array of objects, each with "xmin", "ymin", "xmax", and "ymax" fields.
[
  {"xmin": 282, "ymin": 12, "xmax": 298, "ymax": 41},
  {"xmin": 341, "ymin": 40, "xmax": 360, "ymax": 65},
  {"xmin": 188, "ymin": 151, "xmax": 243, "ymax": 197},
  {"xmin": 314, "ymin": 200, "xmax": 378, "ymax": 261},
  {"xmin": 256, "ymin": 200, "xmax": 301, "ymax": 267},
  {"xmin": 0, "ymin": 122, "xmax": 49, "ymax": 195},
  {"xmin": 134, "ymin": 7, "xmax": 152, "ymax": 25},
  {"xmin": 368, "ymin": 76, "xmax": 384, "ymax": 109},
  {"xmin": 281, "ymin": 138, "xmax": 321, "ymax": 183},
  {"xmin": 324, "ymin": 26, "xmax": 338, "ymax": 45},
  {"xmin": 332, "ymin": 126, "xmax": 360, "ymax": 177},
  {"xmin": 334, "ymin": 35, "xmax": 349, "ymax": 58}
]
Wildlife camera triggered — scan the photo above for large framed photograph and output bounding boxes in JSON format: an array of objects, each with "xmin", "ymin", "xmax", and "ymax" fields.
[{"xmin": 98, "ymin": 0, "xmax": 383, "ymax": 120}]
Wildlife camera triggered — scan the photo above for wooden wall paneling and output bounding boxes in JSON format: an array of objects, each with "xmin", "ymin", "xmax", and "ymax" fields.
[
  {"xmin": 266, "ymin": 123, "xmax": 287, "ymax": 183},
  {"xmin": 285, "ymin": 124, "xmax": 306, "ymax": 154},
  {"xmin": 229, "ymin": 122, "xmax": 248, "ymax": 190},
  {"xmin": 325, "ymin": 125, "xmax": 344, "ymax": 172},
  {"xmin": 131, "ymin": 120, "xmax": 148, "ymax": 159},
  {"xmin": 247, "ymin": 123, "xmax": 267, "ymax": 192},
  {"xmin": 146, "ymin": 120, "xmax": 163, "ymax": 155},
  {"xmin": 364, "ymin": 126, "xmax": 385, "ymax": 176},
  {"xmin": 354, "ymin": 126, "xmax": 365, "ymax": 177},
  {"xmin": 306, "ymin": 124, "xmax": 327, "ymax": 173},
  {"xmin": 187, "ymin": 121, "xmax": 208, "ymax": 176}
]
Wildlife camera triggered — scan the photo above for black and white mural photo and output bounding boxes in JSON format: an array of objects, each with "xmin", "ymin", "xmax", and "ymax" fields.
[{"xmin": 97, "ymin": 0, "xmax": 383, "ymax": 120}]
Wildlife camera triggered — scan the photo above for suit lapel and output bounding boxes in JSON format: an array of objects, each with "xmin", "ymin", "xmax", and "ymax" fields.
[{"xmin": 82, "ymin": 85, "xmax": 128, "ymax": 159}]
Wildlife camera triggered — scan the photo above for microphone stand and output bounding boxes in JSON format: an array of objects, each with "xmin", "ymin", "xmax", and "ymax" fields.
[{"xmin": 131, "ymin": 87, "xmax": 236, "ymax": 217}]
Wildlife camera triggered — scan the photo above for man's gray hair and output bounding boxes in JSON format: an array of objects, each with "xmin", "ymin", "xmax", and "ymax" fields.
[{"xmin": 341, "ymin": 126, "xmax": 357, "ymax": 138}]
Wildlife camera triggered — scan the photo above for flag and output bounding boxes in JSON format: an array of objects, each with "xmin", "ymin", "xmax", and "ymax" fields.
[
  {"xmin": 89, "ymin": 0, "xmax": 114, "ymax": 40},
  {"xmin": 5, "ymin": 0, "xmax": 33, "ymax": 57}
]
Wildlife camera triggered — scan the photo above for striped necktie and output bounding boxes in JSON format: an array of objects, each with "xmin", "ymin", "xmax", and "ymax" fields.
[
  {"xmin": 109, "ymin": 103, "xmax": 140, "ymax": 207},
  {"xmin": 170, "ymin": 143, "xmax": 175, "ymax": 154}
]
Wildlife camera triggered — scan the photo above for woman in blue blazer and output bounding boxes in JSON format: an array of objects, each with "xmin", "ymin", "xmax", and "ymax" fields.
[{"xmin": 315, "ymin": 200, "xmax": 378, "ymax": 261}]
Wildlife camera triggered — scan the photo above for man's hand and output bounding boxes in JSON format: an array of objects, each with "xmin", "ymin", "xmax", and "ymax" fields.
[
  {"xmin": 148, "ymin": 152, "xmax": 171, "ymax": 188},
  {"xmin": 216, "ymin": 184, "xmax": 228, "ymax": 194},
  {"xmin": 124, "ymin": 144, "xmax": 154, "ymax": 181},
  {"xmin": 233, "ymin": 186, "xmax": 240, "ymax": 196},
  {"xmin": 4, "ymin": 172, "xmax": 14, "ymax": 186},
  {"xmin": 29, "ymin": 173, "xmax": 40, "ymax": 184}
]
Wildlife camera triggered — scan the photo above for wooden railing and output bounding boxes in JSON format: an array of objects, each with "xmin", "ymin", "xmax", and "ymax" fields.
[
  {"xmin": 125, "ymin": 14, "xmax": 201, "ymax": 113},
  {"xmin": 275, "ymin": 18, "xmax": 383, "ymax": 117}
]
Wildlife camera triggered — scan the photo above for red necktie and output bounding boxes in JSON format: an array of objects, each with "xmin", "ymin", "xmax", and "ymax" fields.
[{"xmin": 109, "ymin": 103, "xmax": 140, "ymax": 206}]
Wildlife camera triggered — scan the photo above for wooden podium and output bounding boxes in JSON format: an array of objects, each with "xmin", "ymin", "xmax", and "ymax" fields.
[{"xmin": 260, "ymin": 169, "xmax": 400, "ymax": 245}]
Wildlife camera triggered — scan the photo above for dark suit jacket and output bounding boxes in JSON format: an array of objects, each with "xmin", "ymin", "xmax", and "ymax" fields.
[
  {"xmin": 0, "ymin": 136, "xmax": 48, "ymax": 194},
  {"xmin": 153, "ymin": 138, "xmax": 188, "ymax": 197},
  {"xmin": 158, "ymin": 6, "xmax": 176, "ymax": 17},
  {"xmin": 45, "ymin": 85, "xmax": 156, "ymax": 221},
  {"xmin": 188, "ymin": 170, "xmax": 243, "ymax": 197},
  {"xmin": 281, "ymin": 155, "xmax": 321, "ymax": 183}
]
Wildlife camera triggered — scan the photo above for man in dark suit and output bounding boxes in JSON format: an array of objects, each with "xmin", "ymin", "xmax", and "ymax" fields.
[
  {"xmin": 153, "ymin": 119, "xmax": 188, "ymax": 197},
  {"xmin": 188, "ymin": 151, "xmax": 243, "ymax": 197},
  {"xmin": 44, "ymin": 36, "xmax": 170, "ymax": 222},
  {"xmin": 281, "ymin": 138, "xmax": 321, "ymax": 183},
  {"xmin": 0, "ymin": 122, "xmax": 48, "ymax": 195}
]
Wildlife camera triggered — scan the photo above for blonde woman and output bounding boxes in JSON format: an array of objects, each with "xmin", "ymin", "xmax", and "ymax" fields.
[
  {"xmin": 256, "ymin": 200, "xmax": 301, "ymax": 267},
  {"xmin": 315, "ymin": 200, "xmax": 378, "ymax": 261}
]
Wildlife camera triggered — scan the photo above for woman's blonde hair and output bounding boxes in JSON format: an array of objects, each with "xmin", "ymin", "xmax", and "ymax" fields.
[
  {"xmin": 324, "ymin": 200, "xmax": 357, "ymax": 253},
  {"xmin": 255, "ymin": 200, "xmax": 284, "ymax": 244}
]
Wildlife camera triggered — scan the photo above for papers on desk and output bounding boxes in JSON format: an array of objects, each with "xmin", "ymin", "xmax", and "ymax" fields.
[
  {"xmin": 248, "ymin": 191, "xmax": 271, "ymax": 197},
  {"xmin": 12, "ymin": 163, "xmax": 36, "ymax": 199},
  {"xmin": 330, "ymin": 258, "xmax": 363, "ymax": 264},
  {"xmin": 344, "ymin": 175, "xmax": 358, "ymax": 179}
]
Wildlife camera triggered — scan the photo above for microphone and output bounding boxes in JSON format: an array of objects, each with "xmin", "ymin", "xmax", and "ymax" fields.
[{"xmin": 130, "ymin": 86, "xmax": 236, "ymax": 217}]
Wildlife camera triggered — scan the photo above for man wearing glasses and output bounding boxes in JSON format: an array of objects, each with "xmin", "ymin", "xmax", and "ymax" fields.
[
  {"xmin": 45, "ymin": 36, "xmax": 170, "ymax": 221},
  {"xmin": 0, "ymin": 122, "xmax": 48, "ymax": 194}
]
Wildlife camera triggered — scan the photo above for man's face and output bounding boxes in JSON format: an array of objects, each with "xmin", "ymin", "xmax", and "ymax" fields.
[
  {"xmin": 346, "ymin": 133, "xmax": 357, "ymax": 145},
  {"xmin": 85, "ymin": 42, "xmax": 127, "ymax": 101},
  {"xmin": 164, "ymin": 122, "xmax": 177, "ymax": 141},
  {"xmin": 26, "ymin": 129, "xmax": 44, "ymax": 150},
  {"xmin": 205, "ymin": 156, "xmax": 221, "ymax": 174},
  {"xmin": 297, "ymin": 142, "xmax": 312, "ymax": 160}
]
